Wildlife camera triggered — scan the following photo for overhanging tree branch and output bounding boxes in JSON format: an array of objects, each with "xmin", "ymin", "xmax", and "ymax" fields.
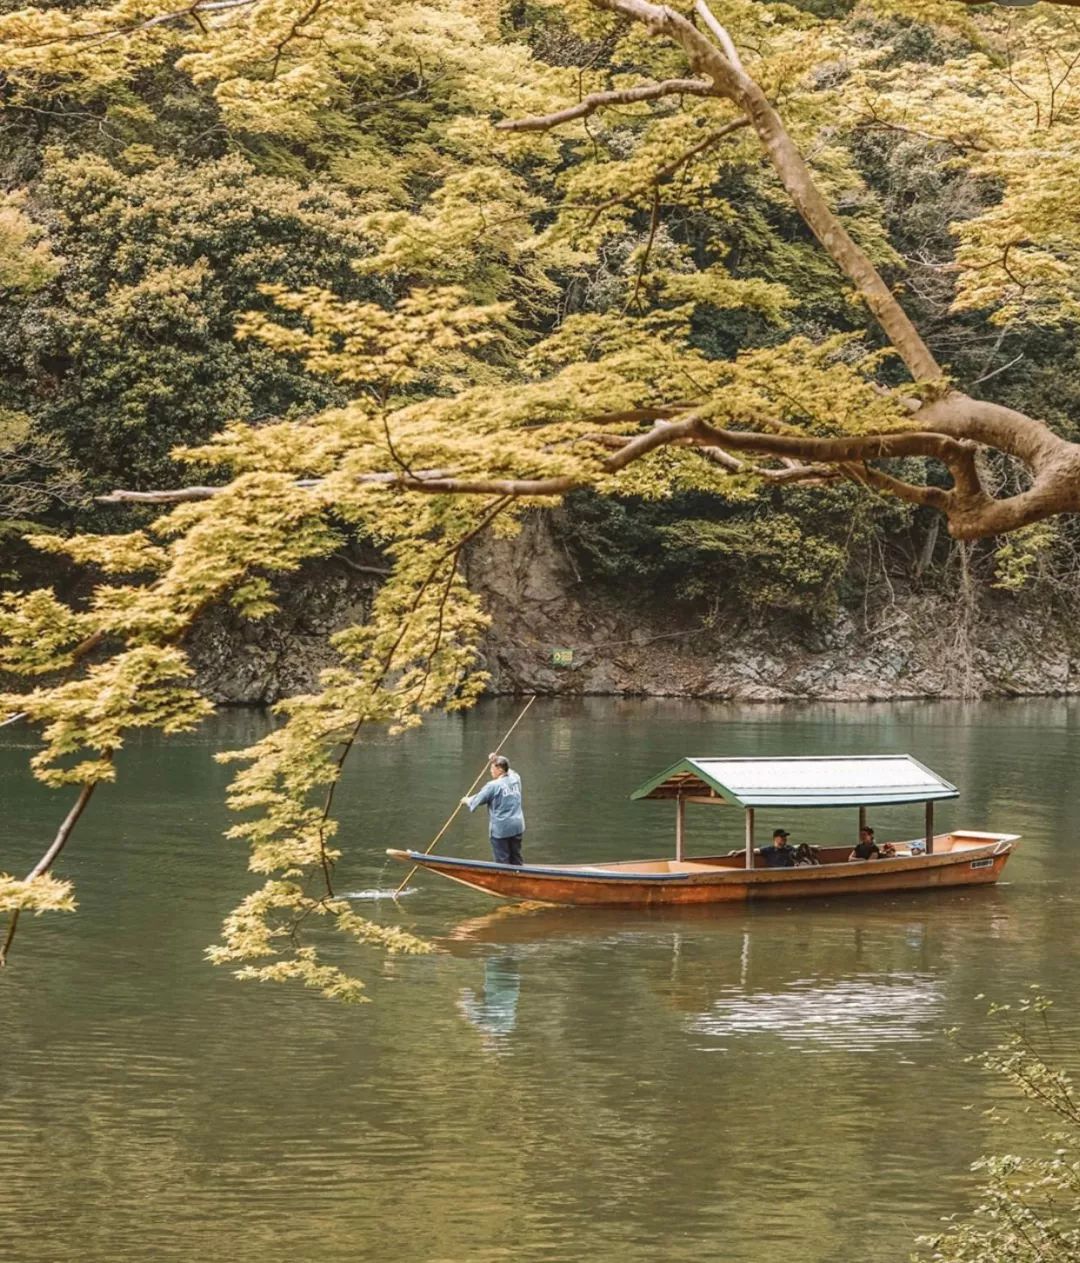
[
  {"xmin": 484, "ymin": 0, "xmax": 1080, "ymax": 539},
  {"xmin": 22, "ymin": 0, "xmax": 1080, "ymax": 547},
  {"xmin": 520, "ymin": 0, "xmax": 942, "ymax": 384},
  {"xmin": 90, "ymin": 415, "xmax": 1008, "ymax": 518},
  {"xmin": 0, "ymin": 776, "xmax": 101, "ymax": 966},
  {"xmin": 14, "ymin": 0, "xmax": 258, "ymax": 50},
  {"xmin": 496, "ymin": 78, "xmax": 714, "ymax": 132}
]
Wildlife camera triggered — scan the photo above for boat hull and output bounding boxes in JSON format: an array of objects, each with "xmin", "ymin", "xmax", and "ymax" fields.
[{"xmin": 387, "ymin": 833, "xmax": 1016, "ymax": 906}]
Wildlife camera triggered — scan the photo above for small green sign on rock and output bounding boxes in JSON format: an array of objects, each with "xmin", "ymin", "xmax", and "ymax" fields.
[{"xmin": 551, "ymin": 647, "xmax": 574, "ymax": 668}]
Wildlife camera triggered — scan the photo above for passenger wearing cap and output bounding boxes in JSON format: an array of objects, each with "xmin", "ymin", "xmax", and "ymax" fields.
[
  {"xmin": 462, "ymin": 754, "xmax": 526, "ymax": 866},
  {"xmin": 757, "ymin": 828, "xmax": 796, "ymax": 868}
]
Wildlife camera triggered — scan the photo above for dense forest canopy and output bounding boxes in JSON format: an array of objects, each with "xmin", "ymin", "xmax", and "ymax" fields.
[{"xmin": 0, "ymin": 0, "xmax": 1078, "ymax": 993}]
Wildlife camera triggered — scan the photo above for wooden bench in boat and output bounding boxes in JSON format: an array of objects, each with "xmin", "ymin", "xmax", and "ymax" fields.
[{"xmin": 601, "ymin": 834, "xmax": 1009, "ymax": 875}]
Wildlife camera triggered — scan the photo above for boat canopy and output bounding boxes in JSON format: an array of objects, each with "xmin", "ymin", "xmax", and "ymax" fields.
[{"xmin": 629, "ymin": 755, "xmax": 958, "ymax": 809}]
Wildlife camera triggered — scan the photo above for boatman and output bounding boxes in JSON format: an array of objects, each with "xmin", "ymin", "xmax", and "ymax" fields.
[{"xmin": 462, "ymin": 755, "xmax": 525, "ymax": 866}]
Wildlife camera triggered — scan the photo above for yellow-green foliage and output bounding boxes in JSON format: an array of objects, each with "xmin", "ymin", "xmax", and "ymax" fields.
[
  {"xmin": 658, "ymin": 513, "xmax": 847, "ymax": 610},
  {"xmin": 4, "ymin": 646, "xmax": 212, "ymax": 786},
  {"xmin": 0, "ymin": 191, "xmax": 59, "ymax": 293},
  {"xmin": 0, "ymin": 871, "xmax": 76, "ymax": 915},
  {"xmin": 205, "ymin": 884, "xmax": 431, "ymax": 1004},
  {"xmin": 0, "ymin": 412, "xmax": 81, "ymax": 536},
  {"xmin": 32, "ymin": 531, "xmax": 169, "ymax": 575},
  {"xmin": 0, "ymin": 0, "xmax": 1074, "ymax": 998},
  {"xmin": 0, "ymin": 589, "xmax": 94, "ymax": 676},
  {"xmin": 0, "ymin": 282, "xmax": 508, "ymax": 992},
  {"xmin": 992, "ymin": 521, "xmax": 1060, "ymax": 592},
  {"xmin": 847, "ymin": 8, "xmax": 1080, "ymax": 328}
]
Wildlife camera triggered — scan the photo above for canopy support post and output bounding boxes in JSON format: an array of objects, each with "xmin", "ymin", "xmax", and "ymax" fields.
[
  {"xmin": 858, "ymin": 805, "xmax": 866, "ymax": 836},
  {"xmin": 745, "ymin": 807, "xmax": 755, "ymax": 869},
  {"xmin": 925, "ymin": 801, "xmax": 934, "ymax": 855},
  {"xmin": 675, "ymin": 793, "xmax": 685, "ymax": 861}
]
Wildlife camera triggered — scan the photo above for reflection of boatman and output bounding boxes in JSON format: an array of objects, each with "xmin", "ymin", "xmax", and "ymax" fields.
[
  {"xmin": 462, "ymin": 754, "xmax": 525, "ymax": 866},
  {"xmin": 457, "ymin": 955, "xmax": 521, "ymax": 1044}
]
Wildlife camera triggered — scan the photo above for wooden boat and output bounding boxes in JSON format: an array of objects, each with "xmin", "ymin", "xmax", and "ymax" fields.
[{"xmin": 387, "ymin": 755, "xmax": 1019, "ymax": 907}]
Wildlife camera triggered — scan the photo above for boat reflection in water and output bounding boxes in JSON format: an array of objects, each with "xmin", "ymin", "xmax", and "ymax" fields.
[
  {"xmin": 443, "ymin": 892, "xmax": 1016, "ymax": 1053},
  {"xmin": 442, "ymin": 890, "xmax": 1017, "ymax": 950}
]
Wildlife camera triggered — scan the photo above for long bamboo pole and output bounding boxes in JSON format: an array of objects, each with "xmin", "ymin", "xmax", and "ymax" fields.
[{"xmin": 392, "ymin": 694, "xmax": 538, "ymax": 897}]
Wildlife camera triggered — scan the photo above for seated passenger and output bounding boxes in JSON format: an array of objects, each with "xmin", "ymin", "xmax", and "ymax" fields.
[
  {"xmin": 849, "ymin": 826, "xmax": 880, "ymax": 861},
  {"xmin": 794, "ymin": 843, "xmax": 821, "ymax": 867},
  {"xmin": 757, "ymin": 829, "xmax": 796, "ymax": 868}
]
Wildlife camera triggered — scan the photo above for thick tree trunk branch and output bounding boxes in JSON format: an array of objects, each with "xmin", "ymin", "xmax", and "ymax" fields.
[
  {"xmin": 856, "ymin": 465, "xmax": 949, "ymax": 511},
  {"xmin": 372, "ymin": 420, "xmax": 1080, "ymax": 537},
  {"xmin": 590, "ymin": 430, "xmax": 860, "ymax": 483},
  {"xmin": 586, "ymin": 0, "xmax": 942, "ymax": 383},
  {"xmin": 915, "ymin": 394, "xmax": 1066, "ymax": 469},
  {"xmin": 691, "ymin": 422, "xmax": 970, "ymax": 466},
  {"xmin": 90, "ymin": 417, "xmax": 1017, "ymax": 519},
  {"xmin": 85, "ymin": 5, "xmax": 1080, "ymax": 542},
  {"xmin": 88, "ymin": 424, "xmax": 1080, "ymax": 537}
]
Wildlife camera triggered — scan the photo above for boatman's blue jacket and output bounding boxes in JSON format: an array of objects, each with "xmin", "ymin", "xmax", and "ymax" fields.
[{"xmin": 466, "ymin": 770, "xmax": 525, "ymax": 839}]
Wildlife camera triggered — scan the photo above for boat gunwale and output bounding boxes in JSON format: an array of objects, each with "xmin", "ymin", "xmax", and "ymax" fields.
[
  {"xmin": 389, "ymin": 836, "xmax": 1018, "ymax": 886},
  {"xmin": 390, "ymin": 850, "xmax": 695, "ymax": 881}
]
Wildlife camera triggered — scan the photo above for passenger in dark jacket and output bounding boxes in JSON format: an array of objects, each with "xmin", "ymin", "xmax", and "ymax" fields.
[
  {"xmin": 757, "ymin": 829, "xmax": 796, "ymax": 868},
  {"xmin": 849, "ymin": 827, "xmax": 880, "ymax": 861}
]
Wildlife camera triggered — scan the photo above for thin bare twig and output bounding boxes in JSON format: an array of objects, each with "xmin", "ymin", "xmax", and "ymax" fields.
[
  {"xmin": 626, "ymin": 186, "xmax": 661, "ymax": 311},
  {"xmin": 970, "ymin": 352, "xmax": 1025, "ymax": 387},
  {"xmin": 268, "ymin": 0, "xmax": 323, "ymax": 78},
  {"xmin": 0, "ymin": 777, "xmax": 101, "ymax": 967},
  {"xmin": 579, "ymin": 116, "xmax": 749, "ymax": 227},
  {"xmin": 694, "ymin": 0, "xmax": 744, "ymax": 73},
  {"xmin": 496, "ymin": 78, "xmax": 713, "ymax": 133}
]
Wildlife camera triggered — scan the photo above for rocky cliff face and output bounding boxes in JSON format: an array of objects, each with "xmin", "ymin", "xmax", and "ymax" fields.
[
  {"xmin": 187, "ymin": 514, "xmax": 1080, "ymax": 704},
  {"xmin": 189, "ymin": 559, "xmax": 376, "ymax": 704}
]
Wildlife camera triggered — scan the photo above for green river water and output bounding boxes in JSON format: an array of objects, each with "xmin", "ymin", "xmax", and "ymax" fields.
[{"xmin": 3, "ymin": 697, "xmax": 1080, "ymax": 1263}]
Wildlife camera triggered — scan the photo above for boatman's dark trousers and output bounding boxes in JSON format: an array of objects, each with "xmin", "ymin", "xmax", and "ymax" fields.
[{"xmin": 491, "ymin": 835, "xmax": 523, "ymax": 866}]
